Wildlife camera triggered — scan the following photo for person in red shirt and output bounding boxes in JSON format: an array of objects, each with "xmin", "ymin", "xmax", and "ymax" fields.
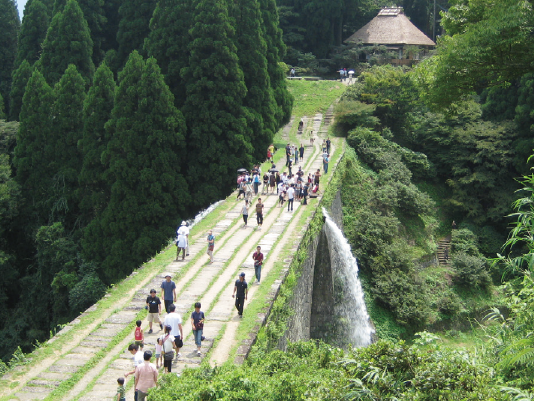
[{"xmin": 252, "ymin": 246, "xmax": 264, "ymax": 284}]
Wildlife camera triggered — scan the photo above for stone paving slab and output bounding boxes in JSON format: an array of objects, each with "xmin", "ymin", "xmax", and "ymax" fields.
[
  {"xmin": 37, "ymin": 371, "xmax": 71, "ymax": 381},
  {"xmin": 105, "ymin": 311, "xmax": 138, "ymax": 324},
  {"xmin": 11, "ymin": 391, "xmax": 50, "ymax": 401}
]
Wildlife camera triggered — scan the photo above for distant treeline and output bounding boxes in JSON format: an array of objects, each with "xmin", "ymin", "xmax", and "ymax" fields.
[{"xmin": 0, "ymin": 0, "xmax": 292, "ymax": 361}]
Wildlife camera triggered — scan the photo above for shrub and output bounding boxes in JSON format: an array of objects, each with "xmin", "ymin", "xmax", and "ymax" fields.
[{"xmin": 451, "ymin": 252, "xmax": 492, "ymax": 291}]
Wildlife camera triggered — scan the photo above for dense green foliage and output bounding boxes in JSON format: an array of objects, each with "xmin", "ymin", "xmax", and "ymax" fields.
[
  {"xmin": 151, "ymin": 338, "xmax": 507, "ymax": 400},
  {"xmin": 115, "ymin": 0, "xmax": 157, "ymax": 70},
  {"xmin": 78, "ymin": 62, "xmax": 116, "ymax": 225},
  {"xmin": 232, "ymin": 0, "xmax": 278, "ymax": 162},
  {"xmin": 180, "ymin": 0, "xmax": 252, "ymax": 205},
  {"xmin": 0, "ymin": 0, "xmax": 20, "ymax": 115},
  {"xmin": 49, "ymin": 64, "xmax": 86, "ymax": 228},
  {"xmin": 416, "ymin": 0, "xmax": 534, "ymax": 108},
  {"xmin": 145, "ymin": 0, "xmax": 193, "ymax": 109},
  {"xmin": 40, "ymin": 0, "xmax": 95, "ymax": 85},
  {"xmin": 259, "ymin": 0, "xmax": 293, "ymax": 126},
  {"xmin": 13, "ymin": 69, "xmax": 55, "ymax": 227},
  {"xmin": 53, "ymin": 0, "xmax": 106, "ymax": 66},
  {"xmin": 14, "ymin": 0, "xmax": 51, "ymax": 70},
  {"xmin": 8, "ymin": 60, "xmax": 32, "ymax": 121},
  {"xmin": 83, "ymin": 52, "xmax": 189, "ymax": 282}
]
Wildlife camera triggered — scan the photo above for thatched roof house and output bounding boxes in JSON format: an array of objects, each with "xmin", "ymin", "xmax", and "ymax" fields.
[{"xmin": 345, "ymin": 7, "xmax": 435, "ymax": 48}]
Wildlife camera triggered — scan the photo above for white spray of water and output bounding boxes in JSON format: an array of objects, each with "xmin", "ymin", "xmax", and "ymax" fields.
[
  {"xmin": 187, "ymin": 200, "xmax": 223, "ymax": 229},
  {"xmin": 322, "ymin": 207, "xmax": 374, "ymax": 347}
]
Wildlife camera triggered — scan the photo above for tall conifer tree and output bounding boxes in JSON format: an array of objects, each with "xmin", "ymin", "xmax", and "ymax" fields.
[
  {"xmin": 78, "ymin": 62, "xmax": 116, "ymax": 223},
  {"xmin": 232, "ymin": 0, "xmax": 278, "ymax": 161},
  {"xmin": 13, "ymin": 69, "xmax": 55, "ymax": 226},
  {"xmin": 0, "ymin": 94, "xmax": 5, "ymax": 120},
  {"xmin": 115, "ymin": 0, "xmax": 157, "ymax": 70},
  {"xmin": 40, "ymin": 0, "xmax": 95, "ymax": 85},
  {"xmin": 84, "ymin": 52, "xmax": 189, "ymax": 282},
  {"xmin": 259, "ymin": 0, "xmax": 293, "ymax": 126},
  {"xmin": 9, "ymin": 60, "xmax": 32, "ymax": 121},
  {"xmin": 181, "ymin": 0, "xmax": 253, "ymax": 205},
  {"xmin": 52, "ymin": 0, "xmax": 107, "ymax": 66},
  {"xmin": 0, "ymin": 0, "xmax": 20, "ymax": 114},
  {"xmin": 15, "ymin": 0, "xmax": 51, "ymax": 69},
  {"xmin": 101, "ymin": 0, "xmax": 120, "ymax": 54},
  {"xmin": 49, "ymin": 64, "xmax": 86, "ymax": 228},
  {"xmin": 145, "ymin": 0, "xmax": 193, "ymax": 109}
]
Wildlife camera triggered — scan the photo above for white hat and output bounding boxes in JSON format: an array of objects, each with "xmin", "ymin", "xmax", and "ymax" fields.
[{"xmin": 181, "ymin": 221, "xmax": 186, "ymax": 226}]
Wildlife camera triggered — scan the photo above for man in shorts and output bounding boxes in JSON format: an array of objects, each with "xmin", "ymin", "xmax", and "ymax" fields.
[
  {"xmin": 163, "ymin": 304, "xmax": 183, "ymax": 358},
  {"xmin": 160, "ymin": 275, "xmax": 176, "ymax": 313},
  {"xmin": 146, "ymin": 289, "xmax": 163, "ymax": 334}
]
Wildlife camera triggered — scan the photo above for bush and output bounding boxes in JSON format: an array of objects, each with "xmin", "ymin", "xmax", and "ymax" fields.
[
  {"xmin": 451, "ymin": 252, "xmax": 492, "ymax": 291},
  {"xmin": 451, "ymin": 228, "xmax": 481, "ymax": 256},
  {"xmin": 69, "ymin": 271, "xmax": 107, "ymax": 313}
]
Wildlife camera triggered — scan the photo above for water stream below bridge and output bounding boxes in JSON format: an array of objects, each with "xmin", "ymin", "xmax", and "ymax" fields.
[{"xmin": 323, "ymin": 207, "xmax": 374, "ymax": 347}]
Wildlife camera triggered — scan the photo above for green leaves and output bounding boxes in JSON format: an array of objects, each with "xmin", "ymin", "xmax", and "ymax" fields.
[
  {"xmin": 416, "ymin": 0, "xmax": 534, "ymax": 108},
  {"xmin": 40, "ymin": 0, "xmax": 95, "ymax": 85}
]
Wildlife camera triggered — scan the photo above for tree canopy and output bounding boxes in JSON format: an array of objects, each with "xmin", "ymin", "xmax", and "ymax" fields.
[
  {"xmin": 416, "ymin": 0, "xmax": 534, "ymax": 108},
  {"xmin": 0, "ymin": 0, "xmax": 20, "ymax": 115},
  {"xmin": 40, "ymin": 0, "xmax": 95, "ymax": 85}
]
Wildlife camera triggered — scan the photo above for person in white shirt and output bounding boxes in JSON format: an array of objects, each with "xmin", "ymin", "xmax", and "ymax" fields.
[
  {"xmin": 278, "ymin": 182, "xmax": 286, "ymax": 207},
  {"xmin": 287, "ymin": 184, "xmax": 295, "ymax": 212},
  {"xmin": 163, "ymin": 304, "xmax": 184, "ymax": 358},
  {"xmin": 124, "ymin": 343, "xmax": 144, "ymax": 378},
  {"xmin": 177, "ymin": 221, "xmax": 190, "ymax": 256}
]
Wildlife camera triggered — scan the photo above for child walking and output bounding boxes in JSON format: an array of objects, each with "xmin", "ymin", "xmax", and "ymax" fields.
[
  {"xmin": 155, "ymin": 338, "xmax": 162, "ymax": 369},
  {"xmin": 116, "ymin": 377, "xmax": 125, "ymax": 401},
  {"xmin": 134, "ymin": 320, "xmax": 144, "ymax": 349},
  {"xmin": 206, "ymin": 230, "xmax": 215, "ymax": 264}
]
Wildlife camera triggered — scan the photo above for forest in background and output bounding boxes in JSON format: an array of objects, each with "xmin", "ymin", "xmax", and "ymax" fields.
[{"xmin": 0, "ymin": 0, "xmax": 294, "ymax": 361}]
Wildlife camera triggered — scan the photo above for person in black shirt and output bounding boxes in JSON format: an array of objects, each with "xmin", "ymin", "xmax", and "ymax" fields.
[
  {"xmin": 232, "ymin": 272, "xmax": 248, "ymax": 317},
  {"xmin": 146, "ymin": 289, "xmax": 163, "ymax": 334}
]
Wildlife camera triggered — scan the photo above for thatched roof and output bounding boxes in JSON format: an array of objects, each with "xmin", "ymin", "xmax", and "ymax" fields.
[{"xmin": 345, "ymin": 7, "xmax": 435, "ymax": 47}]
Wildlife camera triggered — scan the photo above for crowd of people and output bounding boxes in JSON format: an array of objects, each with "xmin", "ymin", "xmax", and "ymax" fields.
[{"xmin": 118, "ymin": 135, "xmax": 333, "ymax": 400}]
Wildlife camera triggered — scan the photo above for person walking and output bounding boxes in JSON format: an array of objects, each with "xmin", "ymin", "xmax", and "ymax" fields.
[
  {"xmin": 146, "ymin": 289, "xmax": 163, "ymax": 334},
  {"xmin": 175, "ymin": 232, "xmax": 187, "ymax": 261},
  {"xmin": 326, "ymin": 137, "xmax": 331, "ymax": 154},
  {"xmin": 323, "ymin": 153, "xmax": 330, "ymax": 174},
  {"xmin": 299, "ymin": 144, "xmax": 304, "ymax": 161},
  {"xmin": 232, "ymin": 273, "xmax": 248, "ymax": 317},
  {"xmin": 177, "ymin": 221, "xmax": 190, "ymax": 256},
  {"xmin": 287, "ymin": 184, "xmax": 295, "ymax": 212},
  {"xmin": 160, "ymin": 275, "xmax": 176, "ymax": 313},
  {"xmin": 159, "ymin": 325, "xmax": 175, "ymax": 373},
  {"xmin": 252, "ymin": 246, "xmax": 264, "ymax": 284},
  {"xmin": 255, "ymin": 198, "xmax": 264, "ymax": 230},
  {"xmin": 124, "ymin": 343, "xmax": 144, "ymax": 380},
  {"xmin": 253, "ymin": 172, "xmax": 260, "ymax": 195},
  {"xmin": 285, "ymin": 143, "xmax": 291, "ymax": 167},
  {"xmin": 242, "ymin": 200, "xmax": 249, "ymax": 228},
  {"xmin": 294, "ymin": 145, "xmax": 299, "ymax": 164},
  {"xmin": 190, "ymin": 302, "xmax": 205, "ymax": 356},
  {"xmin": 163, "ymin": 304, "xmax": 183, "ymax": 358},
  {"xmin": 206, "ymin": 230, "xmax": 215, "ymax": 263},
  {"xmin": 269, "ymin": 173, "xmax": 276, "ymax": 194},
  {"xmin": 134, "ymin": 351, "xmax": 158, "ymax": 401}
]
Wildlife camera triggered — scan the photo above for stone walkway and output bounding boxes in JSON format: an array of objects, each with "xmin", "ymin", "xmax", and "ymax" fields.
[{"xmin": 4, "ymin": 113, "xmax": 336, "ymax": 401}]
